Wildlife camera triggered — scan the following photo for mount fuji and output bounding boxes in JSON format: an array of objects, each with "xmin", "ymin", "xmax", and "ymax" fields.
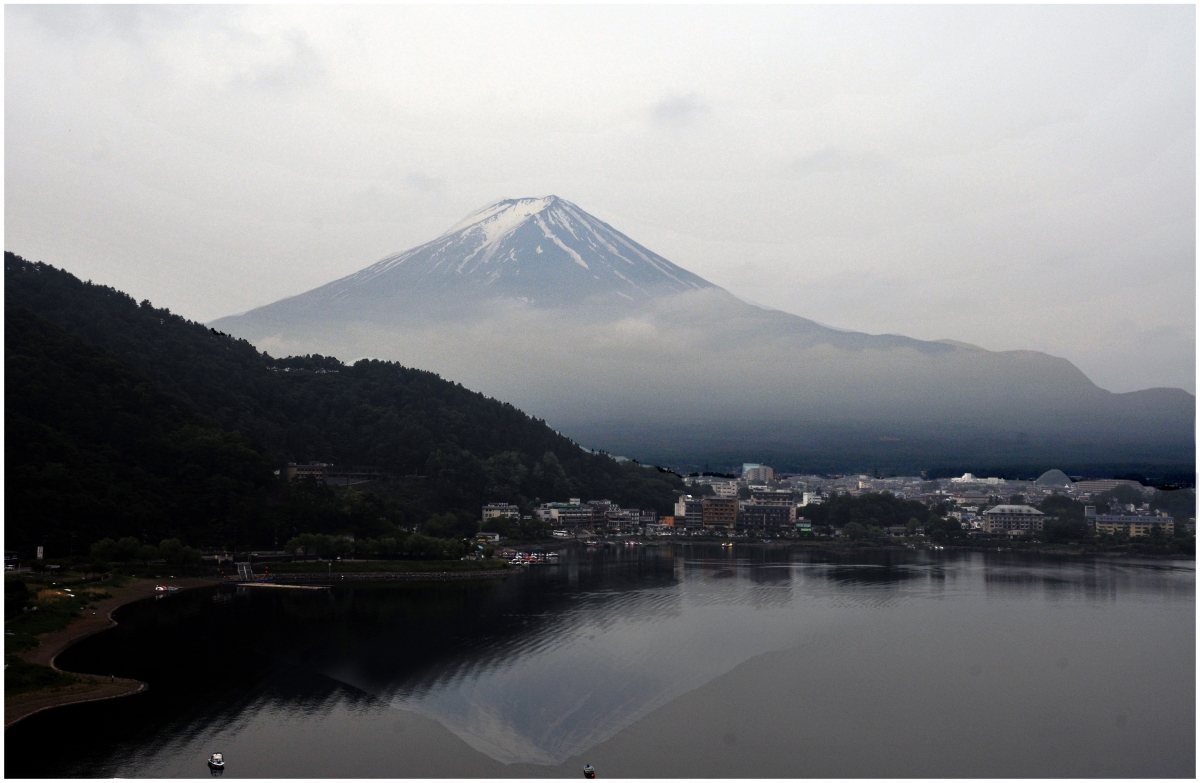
[
  {"xmin": 322, "ymin": 196, "xmax": 713, "ymax": 308},
  {"xmin": 212, "ymin": 196, "xmax": 1193, "ymax": 473}
]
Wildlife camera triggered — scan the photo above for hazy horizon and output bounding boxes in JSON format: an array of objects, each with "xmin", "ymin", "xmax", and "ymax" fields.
[{"xmin": 6, "ymin": 5, "xmax": 1195, "ymax": 394}]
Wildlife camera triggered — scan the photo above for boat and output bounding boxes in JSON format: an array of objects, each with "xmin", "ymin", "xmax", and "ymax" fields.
[
  {"xmin": 721, "ymin": 542, "xmax": 734, "ymax": 548},
  {"xmin": 207, "ymin": 753, "xmax": 225, "ymax": 770},
  {"xmin": 155, "ymin": 584, "xmax": 180, "ymax": 593},
  {"xmin": 510, "ymin": 551, "xmax": 560, "ymax": 566},
  {"xmin": 583, "ymin": 764, "xmax": 595, "ymax": 778}
]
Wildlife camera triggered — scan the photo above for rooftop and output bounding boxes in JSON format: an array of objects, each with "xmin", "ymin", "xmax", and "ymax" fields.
[{"xmin": 984, "ymin": 504, "xmax": 1044, "ymax": 515}]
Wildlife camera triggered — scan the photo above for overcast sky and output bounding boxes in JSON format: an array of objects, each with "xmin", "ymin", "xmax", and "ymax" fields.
[{"xmin": 6, "ymin": 5, "xmax": 1195, "ymax": 393}]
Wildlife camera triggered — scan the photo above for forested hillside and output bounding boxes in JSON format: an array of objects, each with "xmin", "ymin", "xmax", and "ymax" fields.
[
  {"xmin": 5, "ymin": 253, "xmax": 685, "ymax": 553},
  {"xmin": 6, "ymin": 307, "xmax": 275, "ymax": 554}
]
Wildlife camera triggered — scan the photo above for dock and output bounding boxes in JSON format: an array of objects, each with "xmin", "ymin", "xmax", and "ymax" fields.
[
  {"xmin": 273, "ymin": 569, "xmax": 513, "ymax": 583},
  {"xmin": 238, "ymin": 583, "xmax": 330, "ymax": 591}
]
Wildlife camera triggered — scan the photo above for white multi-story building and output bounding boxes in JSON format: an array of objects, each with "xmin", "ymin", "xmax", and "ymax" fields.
[
  {"xmin": 675, "ymin": 495, "xmax": 706, "ymax": 530},
  {"xmin": 482, "ymin": 503, "xmax": 520, "ymax": 521},
  {"xmin": 742, "ymin": 463, "xmax": 775, "ymax": 482},
  {"xmin": 709, "ymin": 481, "xmax": 739, "ymax": 499},
  {"xmin": 1085, "ymin": 506, "xmax": 1175, "ymax": 537},
  {"xmin": 535, "ymin": 501, "xmax": 593, "ymax": 526},
  {"xmin": 982, "ymin": 505, "xmax": 1045, "ymax": 534},
  {"xmin": 951, "ymin": 473, "xmax": 1006, "ymax": 485}
]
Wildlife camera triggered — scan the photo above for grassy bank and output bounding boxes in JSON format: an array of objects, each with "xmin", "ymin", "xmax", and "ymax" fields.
[
  {"xmin": 5, "ymin": 581, "xmax": 115, "ymax": 653},
  {"xmin": 4, "ymin": 656, "xmax": 79, "ymax": 695},
  {"xmin": 268, "ymin": 559, "xmax": 511, "ymax": 574},
  {"xmin": 5, "ymin": 576, "xmax": 118, "ymax": 701}
]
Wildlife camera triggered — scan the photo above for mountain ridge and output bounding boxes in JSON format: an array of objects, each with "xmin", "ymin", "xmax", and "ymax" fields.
[{"xmin": 198, "ymin": 197, "xmax": 1194, "ymax": 472}]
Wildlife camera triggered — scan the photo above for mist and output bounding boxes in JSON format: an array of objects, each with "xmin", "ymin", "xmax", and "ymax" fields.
[{"xmin": 216, "ymin": 287, "xmax": 1194, "ymax": 472}]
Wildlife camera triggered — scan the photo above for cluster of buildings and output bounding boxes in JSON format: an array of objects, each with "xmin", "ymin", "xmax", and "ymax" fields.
[
  {"xmin": 937, "ymin": 472, "xmax": 1180, "ymax": 538},
  {"xmin": 668, "ymin": 489, "xmax": 811, "ymax": 536},
  {"xmin": 486, "ymin": 492, "xmax": 809, "ymax": 538},
  {"xmin": 485, "ymin": 500, "xmax": 657, "ymax": 535},
  {"xmin": 479, "ymin": 464, "xmax": 1188, "ymax": 541},
  {"xmin": 969, "ymin": 503, "xmax": 1177, "ymax": 539},
  {"xmin": 483, "ymin": 463, "xmax": 818, "ymax": 538},
  {"xmin": 760, "ymin": 468, "xmax": 1183, "ymax": 539}
]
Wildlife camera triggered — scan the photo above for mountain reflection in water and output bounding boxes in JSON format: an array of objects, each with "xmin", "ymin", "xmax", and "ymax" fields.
[{"xmin": 7, "ymin": 546, "xmax": 1194, "ymax": 778}]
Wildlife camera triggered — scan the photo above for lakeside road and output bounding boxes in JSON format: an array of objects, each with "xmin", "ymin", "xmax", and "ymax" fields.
[{"xmin": 5, "ymin": 577, "xmax": 217, "ymax": 728}]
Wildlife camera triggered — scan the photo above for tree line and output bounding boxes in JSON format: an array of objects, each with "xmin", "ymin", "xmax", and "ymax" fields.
[{"xmin": 89, "ymin": 537, "xmax": 203, "ymax": 568}]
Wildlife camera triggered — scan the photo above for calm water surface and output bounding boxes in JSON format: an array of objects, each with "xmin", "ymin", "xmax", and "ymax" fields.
[{"xmin": 7, "ymin": 546, "xmax": 1194, "ymax": 777}]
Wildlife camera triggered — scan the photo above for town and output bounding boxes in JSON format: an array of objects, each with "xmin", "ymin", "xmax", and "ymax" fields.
[{"xmin": 480, "ymin": 464, "xmax": 1192, "ymax": 545}]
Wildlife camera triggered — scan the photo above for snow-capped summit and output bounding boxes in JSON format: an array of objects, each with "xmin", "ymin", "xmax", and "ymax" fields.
[
  {"xmin": 315, "ymin": 196, "xmax": 715, "ymax": 308},
  {"xmin": 440, "ymin": 196, "xmax": 562, "ymax": 238}
]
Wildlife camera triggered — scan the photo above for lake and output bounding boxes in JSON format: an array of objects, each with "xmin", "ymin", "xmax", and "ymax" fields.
[{"xmin": 6, "ymin": 545, "xmax": 1194, "ymax": 778}]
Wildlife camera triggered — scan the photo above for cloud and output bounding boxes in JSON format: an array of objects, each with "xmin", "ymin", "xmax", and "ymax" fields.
[
  {"xmin": 10, "ymin": 5, "xmax": 202, "ymax": 43},
  {"xmin": 649, "ymin": 93, "xmax": 709, "ymax": 127},
  {"xmin": 787, "ymin": 148, "xmax": 890, "ymax": 179},
  {"xmin": 404, "ymin": 171, "xmax": 443, "ymax": 192},
  {"xmin": 230, "ymin": 32, "xmax": 325, "ymax": 93}
]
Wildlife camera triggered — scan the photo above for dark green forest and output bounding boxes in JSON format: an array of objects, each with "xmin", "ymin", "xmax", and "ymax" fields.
[
  {"xmin": 801, "ymin": 492, "xmax": 964, "ymax": 541},
  {"xmin": 6, "ymin": 306, "xmax": 275, "ymax": 555},
  {"xmin": 5, "ymin": 253, "xmax": 684, "ymax": 555},
  {"xmin": 803, "ymin": 491, "xmax": 944, "ymax": 530}
]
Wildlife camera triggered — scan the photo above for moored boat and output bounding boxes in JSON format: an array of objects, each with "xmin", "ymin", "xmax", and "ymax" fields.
[
  {"xmin": 207, "ymin": 753, "xmax": 225, "ymax": 770},
  {"xmin": 510, "ymin": 551, "xmax": 560, "ymax": 566},
  {"xmin": 583, "ymin": 763, "xmax": 595, "ymax": 778}
]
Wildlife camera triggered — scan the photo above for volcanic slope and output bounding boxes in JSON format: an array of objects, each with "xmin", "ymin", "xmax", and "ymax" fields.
[
  {"xmin": 249, "ymin": 196, "xmax": 713, "ymax": 322},
  {"xmin": 212, "ymin": 197, "xmax": 1194, "ymax": 474}
]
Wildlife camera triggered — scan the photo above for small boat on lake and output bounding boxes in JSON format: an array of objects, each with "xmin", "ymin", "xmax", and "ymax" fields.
[
  {"xmin": 207, "ymin": 753, "xmax": 225, "ymax": 770},
  {"xmin": 155, "ymin": 585, "xmax": 180, "ymax": 593},
  {"xmin": 583, "ymin": 763, "xmax": 596, "ymax": 778}
]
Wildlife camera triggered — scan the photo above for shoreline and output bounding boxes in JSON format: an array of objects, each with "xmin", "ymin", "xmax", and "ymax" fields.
[
  {"xmin": 635, "ymin": 539, "xmax": 1195, "ymax": 559},
  {"xmin": 512, "ymin": 537, "xmax": 1193, "ymax": 555},
  {"xmin": 5, "ymin": 577, "xmax": 217, "ymax": 728},
  {"xmin": 273, "ymin": 568, "xmax": 514, "ymax": 583}
]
